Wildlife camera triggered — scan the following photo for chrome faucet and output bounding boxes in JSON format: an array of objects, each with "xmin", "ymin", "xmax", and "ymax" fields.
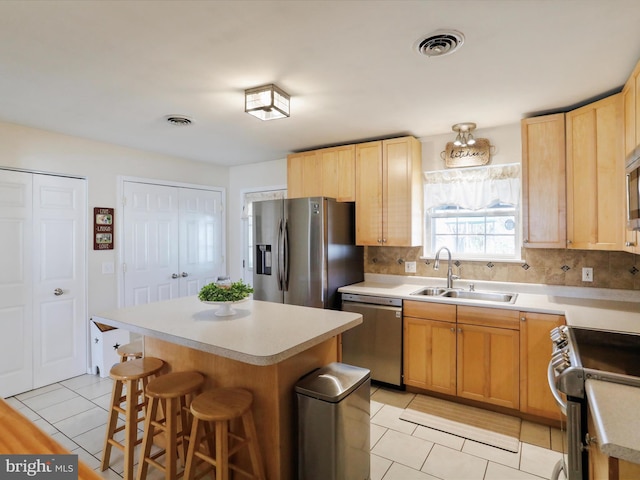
[{"xmin": 434, "ymin": 246, "xmax": 459, "ymax": 289}]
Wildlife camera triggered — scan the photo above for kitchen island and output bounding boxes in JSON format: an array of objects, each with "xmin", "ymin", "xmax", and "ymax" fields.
[{"xmin": 92, "ymin": 296, "xmax": 362, "ymax": 480}]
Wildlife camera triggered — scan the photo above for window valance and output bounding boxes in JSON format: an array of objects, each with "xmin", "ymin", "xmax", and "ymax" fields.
[{"xmin": 423, "ymin": 163, "xmax": 520, "ymax": 211}]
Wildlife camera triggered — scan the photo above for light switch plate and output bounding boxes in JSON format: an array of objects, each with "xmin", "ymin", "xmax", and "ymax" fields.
[
  {"xmin": 582, "ymin": 267, "xmax": 593, "ymax": 282},
  {"xmin": 405, "ymin": 261, "xmax": 417, "ymax": 273}
]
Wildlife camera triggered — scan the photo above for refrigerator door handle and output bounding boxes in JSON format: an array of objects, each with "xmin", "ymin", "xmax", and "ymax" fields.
[
  {"xmin": 283, "ymin": 219, "xmax": 290, "ymax": 291},
  {"xmin": 277, "ymin": 218, "xmax": 284, "ymax": 291}
]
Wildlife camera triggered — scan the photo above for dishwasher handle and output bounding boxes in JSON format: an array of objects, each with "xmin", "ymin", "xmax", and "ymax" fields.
[{"xmin": 341, "ymin": 293, "xmax": 402, "ymax": 307}]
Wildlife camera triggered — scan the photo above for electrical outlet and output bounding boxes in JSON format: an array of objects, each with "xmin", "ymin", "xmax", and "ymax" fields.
[
  {"xmin": 405, "ymin": 261, "xmax": 417, "ymax": 273},
  {"xmin": 582, "ymin": 267, "xmax": 593, "ymax": 282}
]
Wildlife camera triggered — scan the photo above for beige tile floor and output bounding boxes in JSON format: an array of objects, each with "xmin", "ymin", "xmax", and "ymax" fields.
[{"xmin": 5, "ymin": 374, "xmax": 566, "ymax": 480}]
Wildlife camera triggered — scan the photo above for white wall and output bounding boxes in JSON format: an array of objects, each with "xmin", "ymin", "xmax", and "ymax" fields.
[
  {"xmin": 0, "ymin": 120, "xmax": 522, "ymax": 314},
  {"xmin": 227, "ymin": 159, "xmax": 287, "ymax": 281},
  {"xmin": 0, "ymin": 121, "xmax": 229, "ymax": 316}
]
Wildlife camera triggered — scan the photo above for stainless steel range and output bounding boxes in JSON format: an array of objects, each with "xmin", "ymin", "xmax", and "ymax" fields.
[{"xmin": 548, "ymin": 325, "xmax": 640, "ymax": 480}]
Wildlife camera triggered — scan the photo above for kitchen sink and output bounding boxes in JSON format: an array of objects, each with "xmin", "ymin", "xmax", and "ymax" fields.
[
  {"xmin": 410, "ymin": 287, "xmax": 517, "ymax": 304},
  {"xmin": 412, "ymin": 286, "xmax": 448, "ymax": 296},
  {"xmin": 440, "ymin": 290, "xmax": 517, "ymax": 303}
]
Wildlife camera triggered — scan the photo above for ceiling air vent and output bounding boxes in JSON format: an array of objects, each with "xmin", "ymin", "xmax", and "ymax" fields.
[
  {"xmin": 165, "ymin": 115, "xmax": 193, "ymax": 126},
  {"xmin": 415, "ymin": 30, "xmax": 465, "ymax": 58}
]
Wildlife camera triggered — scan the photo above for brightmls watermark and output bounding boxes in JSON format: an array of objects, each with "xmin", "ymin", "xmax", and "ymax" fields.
[{"xmin": 0, "ymin": 455, "xmax": 77, "ymax": 479}]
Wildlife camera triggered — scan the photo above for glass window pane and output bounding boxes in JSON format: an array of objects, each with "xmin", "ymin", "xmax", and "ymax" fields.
[{"xmin": 486, "ymin": 235, "xmax": 516, "ymax": 255}]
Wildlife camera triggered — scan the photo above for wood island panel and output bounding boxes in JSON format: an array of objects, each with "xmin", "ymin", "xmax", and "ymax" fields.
[{"xmin": 144, "ymin": 335, "xmax": 338, "ymax": 480}]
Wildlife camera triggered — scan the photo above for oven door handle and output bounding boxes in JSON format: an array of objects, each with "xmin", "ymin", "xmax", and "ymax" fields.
[{"xmin": 547, "ymin": 360, "xmax": 567, "ymax": 416}]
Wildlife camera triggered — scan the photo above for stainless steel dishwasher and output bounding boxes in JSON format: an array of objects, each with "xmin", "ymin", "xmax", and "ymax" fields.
[{"xmin": 341, "ymin": 293, "xmax": 403, "ymax": 387}]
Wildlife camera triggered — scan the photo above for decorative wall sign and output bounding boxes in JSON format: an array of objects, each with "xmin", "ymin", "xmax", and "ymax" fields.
[
  {"xmin": 93, "ymin": 207, "xmax": 114, "ymax": 250},
  {"xmin": 441, "ymin": 138, "xmax": 493, "ymax": 168}
]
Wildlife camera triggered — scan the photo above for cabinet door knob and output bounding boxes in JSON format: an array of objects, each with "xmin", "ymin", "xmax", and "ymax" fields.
[
  {"xmin": 450, "ymin": 327, "xmax": 455, "ymax": 332},
  {"xmin": 520, "ymin": 316, "xmax": 526, "ymax": 322},
  {"xmin": 626, "ymin": 241, "xmax": 636, "ymax": 247}
]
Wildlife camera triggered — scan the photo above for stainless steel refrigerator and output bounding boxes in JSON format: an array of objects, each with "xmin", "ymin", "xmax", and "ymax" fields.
[{"xmin": 253, "ymin": 197, "xmax": 363, "ymax": 309}]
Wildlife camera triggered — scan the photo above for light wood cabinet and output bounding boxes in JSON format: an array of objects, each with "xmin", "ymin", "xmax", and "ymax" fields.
[
  {"xmin": 355, "ymin": 136, "xmax": 423, "ymax": 246},
  {"xmin": 318, "ymin": 145, "xmax": 356, "ymax": 202},
  {"xmin": 404, "ymin": 301, "xmax": 520, "ymax": 411},
  {"xmin": 287, "ymin": 150, "xmax": 322, "ymax": 198},
  {"xmin": 457, "ymin": 306, "xmax": 520, "ymax": 410},
  {"xmin": 622, "ymin": 63, "xmax": 640, "ymax": 255},
  {"xmin": 519, "ymin": 311, "xmax": 565, "ymax": 421},
  {"xmin": 566, "ymin": 93, "xmax": 625, "ymax": 250},
  {"xmin": 521, "ymin": 114, "xmax": 567, "ymax": 248},
  {"xmin": 287, "ymin": 145, "xmax": 355, "ymax": 201},
  {"xmin": 403, "ymin": 301, "xmax": 457, "ymax": 394}
]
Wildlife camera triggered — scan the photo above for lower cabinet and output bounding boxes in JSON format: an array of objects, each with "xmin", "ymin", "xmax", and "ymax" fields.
[
  {"xmin": 457, "ymin": 306, "xmax": 520, "ymax": 410},
  {"xmin": 403, "ymin": 300, "xmax": 563, "ymax": 420},
  {"xmin": 520, "ymin": 311, "xmax": 566, "ymax": 421},
  {"xmin": 403, "ymin": 301, "xmax": 456, "ymax": 395}
]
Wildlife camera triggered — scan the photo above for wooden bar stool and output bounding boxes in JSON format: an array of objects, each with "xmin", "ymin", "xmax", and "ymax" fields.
[
  {"xmin": 136, "ymin": 371, "xmax": 205, "ymax": 480},
  {"xmin": 101, "ymin": 357, "xmax": 164, "ymax": 480},
  {"xmin": 183, "ymin": 388, "xmax": 265, "ymax": 480},
  {"xmin": 117, "ymin": 340, "xmax": 143, "ymax": 362}
]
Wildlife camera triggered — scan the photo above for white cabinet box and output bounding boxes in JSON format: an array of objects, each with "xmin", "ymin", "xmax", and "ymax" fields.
[{"xmin": 90, "ymin": 321, "xmax": 130, "ymax": 377}]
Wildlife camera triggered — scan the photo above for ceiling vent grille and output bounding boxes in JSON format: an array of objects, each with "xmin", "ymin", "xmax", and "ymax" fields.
[
  {"xmin": 165, "ymin": 115, "xmax": 193, "ymax": 126},
  {"xmin": 415, "ymin": 30, "xmax": 465, "ymax": 58}
]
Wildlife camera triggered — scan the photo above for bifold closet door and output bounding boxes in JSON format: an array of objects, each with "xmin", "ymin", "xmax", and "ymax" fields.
[
  {"xmin": 0, "ymin": 171, "xmax": 87, "ymax": 397},
  {"xmin": 32, "ymin": 174, "xmax": 87, "ymax": 389},
  {"xmin": 0, "ymin": 171, "xmax": 34, "ymax": 397},
  {"xmin": 123, "ymin": 181, "xmax": 224, "ymax": 306}
]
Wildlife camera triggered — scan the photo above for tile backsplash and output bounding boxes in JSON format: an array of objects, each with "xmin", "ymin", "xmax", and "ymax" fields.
[{"xmin": 365, "ymin": 247, "xmax": 640, "ymax": 290}]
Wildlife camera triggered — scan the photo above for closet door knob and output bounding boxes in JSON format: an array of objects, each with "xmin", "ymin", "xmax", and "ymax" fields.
[
  {"xmin": 171, "ymin": 273, "xmax": 179, "ymax": 279},
  {"xmin": 181, "ymin": 272, "xmax": 189, "ymax": 277},
  {"xmin": 54, "ymin": 288, "xmax": 64, "ymax": 296}
]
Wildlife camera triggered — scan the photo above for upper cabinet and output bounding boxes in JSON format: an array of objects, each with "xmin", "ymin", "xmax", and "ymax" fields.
[
  {"xmin": 521, "ymin": 114, "xmax": 567, "ymax": 248},
  {"xmin": 623, "ymin": 61, "xmax": 640, "ymax": 254},
  {"xmin": 355, "ymin": 136, "xmax": 423, "ymax": 246},
  {"xmin": 566, "ymin": 93, "xmax": 624, "ymax": 250},
  {"xmin": 319, "ymin": 145, "xmax": 356, "ymax": 202},
  {"xmin": 287, "ymin": 150, "xmax": 322, "ymax": 198},
  {"xmin": 287, "ymin": 144, "xmax": 356, "ymax": 201}
]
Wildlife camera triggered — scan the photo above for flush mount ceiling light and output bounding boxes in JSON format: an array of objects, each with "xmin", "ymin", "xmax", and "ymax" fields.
[
  {"xmin": 245, "ymin": 84, "xmax": 290, "ymax": 121},
  {"xmin": 452, "ymin": 122, "xmax": 477, "ymax": 147},
  {"xmin": 415, "ymin": 30, "xmax": 465, "ymax": 58}
]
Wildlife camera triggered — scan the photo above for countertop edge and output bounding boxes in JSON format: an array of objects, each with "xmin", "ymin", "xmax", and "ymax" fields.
[
  {"xmin": 92, "ymin": 313, "xmax": 361, "ymax": 366},
  {"xmin": 586, "ymin": 379, "xmax": 640, "ymax": 465}
]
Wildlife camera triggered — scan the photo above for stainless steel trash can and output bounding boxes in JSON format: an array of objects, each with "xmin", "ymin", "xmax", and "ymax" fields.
[{"xmin": 295, "ymin": 362, "xmax": 371, "ymax": 480}]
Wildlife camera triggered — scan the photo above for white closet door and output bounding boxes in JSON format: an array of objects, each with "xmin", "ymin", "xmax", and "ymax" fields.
[
  {"xmin": 0, "ymin": 171, "xmax": 34, "ymax": 397},
  {"xmin": 32, "ymin": 174, "xmax": 87, "ymax": 388},
  {"xmin": 123, "ymin": 182, "xmax": 180, "ymax": 306},
  {"xmin": 178, "ymin": 188, "xmax": 224, "ymax": 296}
]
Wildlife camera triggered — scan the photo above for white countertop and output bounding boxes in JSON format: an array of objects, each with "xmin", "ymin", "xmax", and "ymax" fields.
[
  {"xmin": 338, "ymin": 274, "xmax": 640, "ymax": 333},
  {"xmin": 587, "ymin": 380, "xmax": 640, "ymax": 464},
  {"xmin": 92, "ymin": 296, "xmax": 362, "ymax": 366}
]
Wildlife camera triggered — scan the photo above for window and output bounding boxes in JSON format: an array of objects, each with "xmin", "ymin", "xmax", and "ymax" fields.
[
  {"xmin": 241, "ymin": 188, "xmax": 286, "ymax": 281},
  {"xmin": 424, "ymin": 164, "xmax": 520, "ymax": 260}
]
